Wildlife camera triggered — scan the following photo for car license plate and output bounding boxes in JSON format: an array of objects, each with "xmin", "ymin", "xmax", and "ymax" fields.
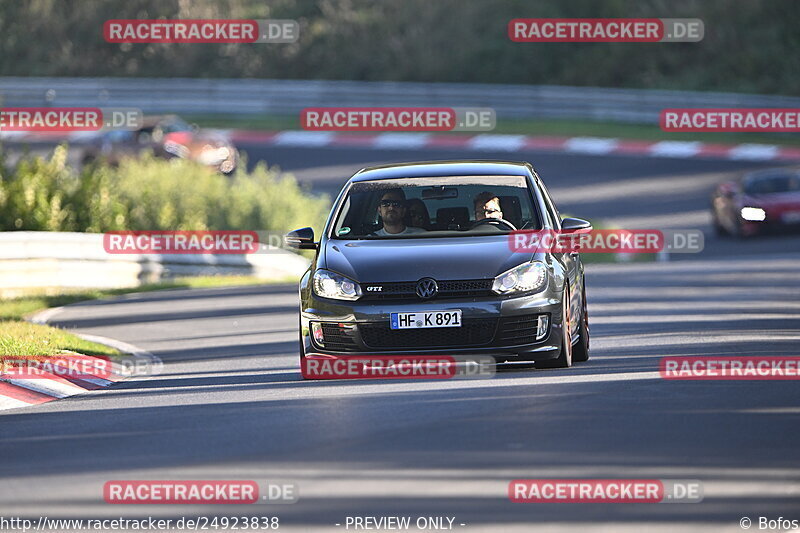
[
  {"xmin": 390, "ymin": 310, "xmax": 462, "ymax": 329},
  {"xmin": 781, "ymin": 211, "xmax": 800, "ymax": 224}
]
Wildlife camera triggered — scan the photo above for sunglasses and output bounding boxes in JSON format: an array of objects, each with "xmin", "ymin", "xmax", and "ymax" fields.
[{"xmin": 379, "ymin": 200, "xmax": 405, "ymax": 208}]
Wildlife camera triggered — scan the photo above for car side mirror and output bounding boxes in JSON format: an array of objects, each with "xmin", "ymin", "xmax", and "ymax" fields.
[
  {"xmin": 561, "ymin": 217, "xmax": 593, "ymax": 233},
  {"xmin": 719, "ymin": 181, "xmax": 739, "ymax": 197},
  {"xmin": 284, "ymin": 227, "xmax": 318, "ymax": 250}
]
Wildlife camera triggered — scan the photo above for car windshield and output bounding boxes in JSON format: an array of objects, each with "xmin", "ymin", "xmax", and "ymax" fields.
[
  {"xmin": 330, "ymin": 175, "xmax": 541, "ymax": 239},
  {"xmin": 159, "ymin": 117, "xmax": 192, "ymax": 133},
  {"xmin": 743, "ymin": 173, "xmax": 800, "ymax": 195}
]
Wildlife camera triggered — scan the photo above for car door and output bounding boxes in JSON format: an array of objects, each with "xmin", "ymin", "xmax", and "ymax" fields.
[{"xmin": 536, "ymin": 174, "xmax": 582, "ymax": 337}]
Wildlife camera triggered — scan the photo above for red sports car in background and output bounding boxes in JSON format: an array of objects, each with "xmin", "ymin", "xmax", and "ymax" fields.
[
  {"xmin": 80, "ymin": 115, "xmax": 238, "ymax": 174},
  {"xmin": 711, "ymin": 168, "xmax": 800, "ymax": 237}
]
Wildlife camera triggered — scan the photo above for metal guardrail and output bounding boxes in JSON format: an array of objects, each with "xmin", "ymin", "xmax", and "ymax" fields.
[
  {"xmin": 0, "ymin": 231, "xmax": 308, "ymax": 297},
  {"xmin": 1, "ymin": 77, "xmax": 799, "ymax": 124}
]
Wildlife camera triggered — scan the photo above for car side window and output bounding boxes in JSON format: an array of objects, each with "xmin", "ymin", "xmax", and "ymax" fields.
[
  {"xmin": 536, "ymin": 176, "xmax": 561, "ymax": 229},
  {"xmin": 137, "ymin": 129, "xmax": 153, "ymax": 145},
  {"xmin": 105, "ymin": 130, "xmax": 133, "ymax": 143}
]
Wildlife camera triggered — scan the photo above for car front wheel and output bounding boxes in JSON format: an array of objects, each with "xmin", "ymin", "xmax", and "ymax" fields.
[
  {"xmin": 537, "ymin": 288, "xmax": 573, "ymax": 369},
  {"xmin": 572, "ymin": 282, "xmax": 590, "ymax": 363}
]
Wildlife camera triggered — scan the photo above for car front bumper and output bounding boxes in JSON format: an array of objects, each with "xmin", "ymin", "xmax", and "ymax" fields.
[{"xmin": 300, "ymin": 290, "xmax": 565, "ymax": 363}]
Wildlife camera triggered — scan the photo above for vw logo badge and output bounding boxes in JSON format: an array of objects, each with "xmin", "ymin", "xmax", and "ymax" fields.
[{"xmin": 416, "ymin": 278, "xmax": 438, "ymax": 299}]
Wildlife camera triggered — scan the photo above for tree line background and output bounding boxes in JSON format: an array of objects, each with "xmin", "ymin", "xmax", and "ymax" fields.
[{"xmin": 0, "ymin": 0, "xmax": 797, "ymax": 95}]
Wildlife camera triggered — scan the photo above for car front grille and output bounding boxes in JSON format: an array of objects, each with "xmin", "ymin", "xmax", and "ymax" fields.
[
  {"xmin": 361, "ymin": 279, "xmax": 494, "ymax": 301},
  {"xmin": 498, "ymin": 314, "xmax": 543, "ymax": 345},
  {"xmin": 319, "ymin": 323, "xmax": 359, "ymax": 352},
  {"xmin": 359, "ymin": 318, "xmax": 498, "ymax": 349}
]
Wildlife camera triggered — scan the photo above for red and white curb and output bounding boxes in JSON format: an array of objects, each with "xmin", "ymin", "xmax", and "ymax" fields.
[
  {"xmin": 5, "ymin": 128, "xmax": 799, "ymax": 162},
  {"xmin": 0, "ymin": 308, "xmax": 156, "ymax": 412},
  {"xmin": 0, "ymin": 358, "xmax": 121, "ymax": 410},
  {"xmin": 227, "ymin": 130, "xmax": 800, "ymax": 162}
]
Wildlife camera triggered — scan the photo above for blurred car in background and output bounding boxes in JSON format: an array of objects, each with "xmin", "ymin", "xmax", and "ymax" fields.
[
  {"xmin": 80, "ymin": 114, "xmax": 238, "ymax": 174},
  {"xmin": 711, "ymin": 168, "xmax": 800, "ymax": 237}
]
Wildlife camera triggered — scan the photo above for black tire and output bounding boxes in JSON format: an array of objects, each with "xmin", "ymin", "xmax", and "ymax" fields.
[
  {"xmin": 572, "ymin": 283, "xmax": 590, "ymax": 363},
  {"xmin": 733, "ymin": 221, "xmax": 748, "ymax": 239},
  {"xmin": 537, "ymin": 287, "xmax": 573, "ymax": 369},
  {"xmin": 299, "ymin": 318, "xmax": 312, "ymax": 380}
]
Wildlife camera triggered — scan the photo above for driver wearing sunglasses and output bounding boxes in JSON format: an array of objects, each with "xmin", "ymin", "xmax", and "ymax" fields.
[
  {"xmin": 372, "ymin": 189, "xmax": 427, "ymax": 236},
  {"xmin": 474, "ymin": 191, "xmax": 503, "ymax": 221}
]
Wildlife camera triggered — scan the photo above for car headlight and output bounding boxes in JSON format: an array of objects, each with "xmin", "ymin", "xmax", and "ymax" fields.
[
  {"xmin": 163, "ymin": 140, "xmax": 190, "ymax": 158},
  {"xmin": 313, "ymin": 269, "xmax": 362, "ymax": 301},
  {"xmin": 198, "ymin": 146, "xmax": 231, "ymax": 165},
  {"xmin": 740, "ymin": 206, "xmax": 766, "ymax": 222},
  {"xmin": 492, "ymin": 261, "xmax": 548, "ymax": 295}
]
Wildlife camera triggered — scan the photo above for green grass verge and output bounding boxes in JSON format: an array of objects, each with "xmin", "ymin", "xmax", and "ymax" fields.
[
  {"xmin": 0, "ymin": 321, "xmax": 120, "ymax": 358},
  {"xmin": 186, "ymin": 114, "xmax": 800, "ymax": 147},
  {"xmin": 579, "ymin": 251, "xmax": 656, "ymax": 264}
]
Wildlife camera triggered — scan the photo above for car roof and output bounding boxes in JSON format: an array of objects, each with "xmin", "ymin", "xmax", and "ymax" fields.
[
  {"xmin": 350, "ymin": 160, "xmax": 534, "ymax": 182},
  {"xmin": 743, "ymin": 168, "xmax": 800, "ymax": 182},
  {"xmin": 139, "ymin": 114, "xmax": 183, "ymax": 128}
]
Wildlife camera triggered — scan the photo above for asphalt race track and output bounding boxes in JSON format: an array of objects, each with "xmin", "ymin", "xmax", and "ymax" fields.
[{"xmin": 1, "ymin": 144, "xmax": 799, "ymax": 532}]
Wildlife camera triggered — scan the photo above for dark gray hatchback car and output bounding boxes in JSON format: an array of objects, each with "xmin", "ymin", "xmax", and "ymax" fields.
[{"xmin": 285, "ymin": 161, "xmax": 591, "ymax": 374}]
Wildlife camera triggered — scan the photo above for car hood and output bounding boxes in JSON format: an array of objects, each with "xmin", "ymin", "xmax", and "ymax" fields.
[
  {"xmin": 323, "ymin": 236, "xmax": 537, "ymax": 282},
  {"xmin": 743, "ymin": 191, "xmax": 800, "ymax": 211},
  {"xmin": 163, "ymin": 131, "xmax": 233, "ymax": 149}
]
